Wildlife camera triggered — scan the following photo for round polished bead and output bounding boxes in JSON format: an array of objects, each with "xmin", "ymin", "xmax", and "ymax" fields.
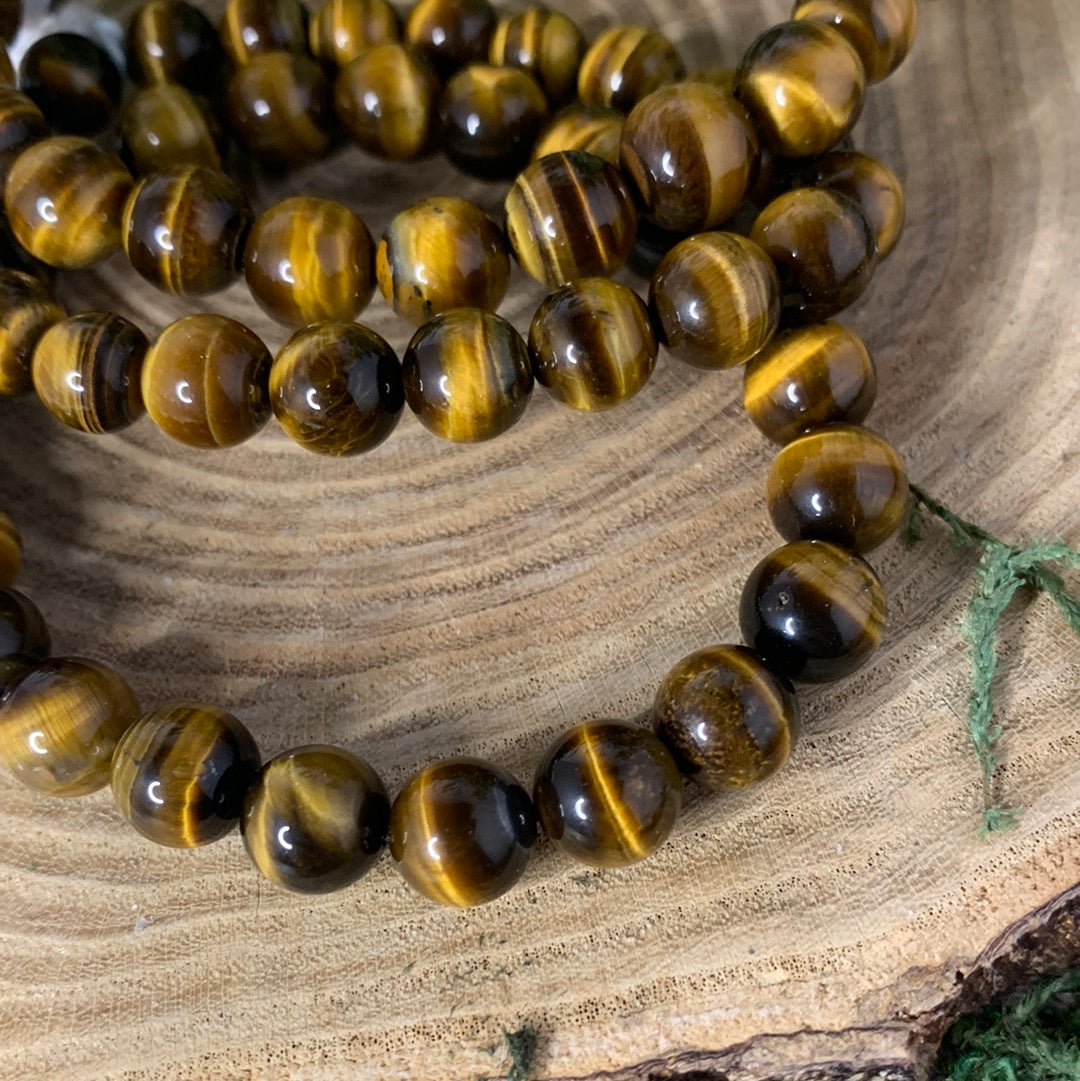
[
  {"xmin": 334, "ymin": 43, "xmax": 440, "ymax": 161},
  {"xmin": 0, "ymin": 587, "xmax": 49, "ymax": 660},
  {"xmin": 389, "ymin": 757, "xmax": 536, "ymax": 907},
  {"xmin": 0, "ymin": 89, "xmax": 47, "ymax": 187},
  {"xmin": 621, "ymin": 82, "xmax": 758, "ymax": 233},
  {"xmin": 0, "ymin": 512, "xmax": 19, "ymax": 588},
  {"xmin": 220, "ymin": 0, "xmax": 308, "ymax": 66},
  {"xmin": 792, "ymin": 0, "xmax": 917, "ymax": 82},
  {"xmin": 533, "ymin": 104, "xmax": 624, "ymax": 165},
  {"xmin": 127, "ymin": 0, "xmax": 225, "ymax": 97},
  {"xmin": 245, "ymin": 196, "xmax": 375, "ymax": 327},
  {"xmin": 750, "ymin": 187, "xmax": 877, "ymax": 323},
  {"xmin": 120, "ymin": 85, "xmax": 222, "ymax": 175},
  {"xmin": 0, "ymin": 657, "xmax": 140, "ymax": 796},
  {"xmin": 404, "ymin": 0, "xmax": 496, "ymax": 80},
  {"xmin": 112, "ymin": 703, "xmax": 261, "ymax": 847},
  {"xmin": 578, "ymin": 26, "xmax": 685, "ymax": 112},
  {"xmin": 654, "ymin": 644, "xmax": 798, "ymax": 789},
  {"xmin": 648, "ymin": 232, "xmax": 781, "ymax": 370},
  {"xmin": 735, "ymin": 21, "xmax": 865, "ymax": 158},
  {"xmin": 123, "ymin": 166, "xmax": 252, "ymax": 296},
  {"xmin": 0, "ymin": 269, "xmax": 63, "ymax": 397},
  {"xmin": 376, "ymin": 196, "xmax": 509, "ymax": 325},
  {"xmin": 4, "ymin": 136, "xmax": 132, "ymax": 269},
  {"xmin": 271, "ymin": 321, "xmax": 404, "ymax": 455},
  {"xmin": 767, "ymin": 423, "xmax": 909, "ymax": 552},
  {"xmin": 142, "ymin": 314, "xmax": 272, "ymax": 448},
  {"xmin": 403, "ymin": 309, "xmax": 532, "ymax": 442},
  {"xmin": 242, "ymin": 745, "xmax": 389, "ymax": 893},
  {"xmin": 529, "ymin": 277, "xmax": 657, "ymax": 411},
  {"xmin": 309, "ymin": 0, "xmax": 398, "ymax": 66},
  {"xmin": 0, "ymin": 212, "xmax": 53, "ymax": 285},
  {"xmin": 740, "ymin": 539, "xmax": 886, "ymax": 682},
  {"xmin": 743, "ymin": 322, "xmax": 876, "ymax": 444},
  {"xmin": 505, "ymin": 150, "xmax": 638, "ymax": 288},
  {"xmin": 439, "ymin": 64, "xmax": 548, "ymax": 179},
  {"xmin": 810, "ymin": 150, "xmax": 905, "ymax": 258},
  {"xmin": 0, "ymin": 656, "xmax": 33, "ymax": 700},
  {"xmin": 534, "ymin": 721, "xmax": 681, "ymax": 868},
  {"xmin": 32, "ymin": 312, "xmax": 147, "ymax": 434},
  {"xmin": 489, "ymin": 7, "xmax": 585, "ymax": 104}
]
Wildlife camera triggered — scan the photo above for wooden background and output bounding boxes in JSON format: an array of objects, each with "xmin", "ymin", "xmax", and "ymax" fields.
[{"xmin": 0, "ymin": 0, "xmax": 1078, "ymax": 1078}]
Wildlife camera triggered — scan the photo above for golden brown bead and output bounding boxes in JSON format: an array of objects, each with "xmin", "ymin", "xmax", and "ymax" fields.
[
  {"xmin": 309, "ymin": 0, "xmax": 399, "ymax": 67},
  {"xmin": 270, "ymin": 321, "xmax": 404, "ymax": 456},
  {"xmin": 220, "ymin": 0, "xmax": 308, "ymax": 66},
  {"xmin": 766, "ymin": 423, "xmax": 909, "ymax": 552},
  {"xmin": 127, "ymin": 0, "xmax": 226, "ymax": 98},
  {"xmin": 403, "ymin": 309, "xmax": 532, "ymax": 442},
  {"xmin": 620, "ymin": 82, "xmax": 759, "ymax": 233},
  {"xmin": 389, "ymin": 757, "xmax": 537, "ymax": 907},
  {"xmin": 504, "ymin": 149, "xmax": 638, "ymax": 288},
  {"xmin": 0, "ymin": 88, "xmax": 47, "ymax": 187},
  {"xmin": 120, "ymin": 85, "xmax": 222, "ymax": 175},
  {"xmin": 533, "ymin": 104, "xmax": 624, "ymax": 165},
  {"xmin": 0, "ymin": 269, "xmax": 63, "ymax": 397},
  {"xmin": 810, "ymin": 150, "xmax": 905, "ymax": 258},
  {"xmin": 334, "ymin": 43, "xmax": 440, "ymax": 161},
  {"xmin": 404, "ymin": 0, "xmax": 496, "ymax": 80},
  {"xmin": 0, "ymin": 587, "xmax": 49, "ymax": 660},
  {"xmin": 141, "ymin": 314, "xmax": 272, "ymax": 448},
  {"xmin": 654, "ymin": 644, "xmax": 798, "ymax": 789},
  {"xmin": 735, "ymin": 21, "xmax": 865, "ymax": 158},
  {"xmin": 578, "ymin": 26, "xmax": 686, "ymax": 113},
  {"xmin": 123, "ymin": 166, "xmax": 252, "ymax": 296},
  {"xmin": 111, "ymin": 703, "xmax": 261, "ymax": 847},
  {"xmin": 376, "ymin": 196, "xmax": 509, "ymax": 325},
  {"xmin": 0, "ymin": 511, "xmax": 19, "ymax": 588},
  {"xmin": 245, "ymin": 196, "xmax": 375, "ymax": 327},
  {"xmin": 743, "ymin": 322, "xmax": 876, "ymax": 444},
  {"xmin": 529, "ymin": 277, "xmax": 657, "ymax": 411},
  {"xmin": 0, "ymin": 657, "xmax": 140, "ymax": 797},
  {"xmin": 488, "ymin": 7, "xmax": 584, "ymax": 104},
  {"xmin": 0, "ymin": 211, "xmax": 53, "ymax": 285},
  {"xmin": 648, "ymin": 232, "xmax": 781, "ymax": 370},
  {"xmin": 4, "ymin": 136, "xmax": 132, "ymax": 269},
  {"xmin": 792, "ymin": 0, "xmax": 916, "ymax": 82}
]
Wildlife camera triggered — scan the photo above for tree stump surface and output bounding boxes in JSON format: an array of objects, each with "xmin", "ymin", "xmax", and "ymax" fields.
[{"xmin": 0, "ymin": 1, "xmax": 1077, "ymax": 1079}]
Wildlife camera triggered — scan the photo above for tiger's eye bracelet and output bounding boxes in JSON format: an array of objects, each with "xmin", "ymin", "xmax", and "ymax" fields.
[{"xmin": 0, "ymin": 0, "xmax": 916, "ymax": 906}]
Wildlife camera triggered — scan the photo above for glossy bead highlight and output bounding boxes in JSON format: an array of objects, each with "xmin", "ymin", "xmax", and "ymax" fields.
[
  {"xmin": 126, "ymin": 0, "xmax": 226, "ymax": 97},
  {"xmin": 120, "ymin": 85, "xmax": 222, "ymax": 175},
  {"xmin": 18, "ymin": 32, "xmax": 122, "ymax": 135},
  {"xmin": 810, "ymin": 150, "xmax": 906, "ymax": 258},
  {"xmin": 577, "ymin": 26, "xmax": 685, "ymax": 112},
  {"xmin": 309, "ymin": 0, "xmax": 399, "ymax": 67},
  {"xmin": 533, "ymin": 104, "xmax": 624, "ymax": 165},
  {"xmin": 404, "ymin": 0, "xmax": 496, "ymax": 80},
  {"xmin": 220, "ymin": 0, "xmax": 309, "ymax": 66},
  {"xmin": 792, "ymin": 0, "xmax": 917, "ymax": 82},
  {"xmin": 489, "ymin": 7, "xmax": 585, "ymax": 104}
]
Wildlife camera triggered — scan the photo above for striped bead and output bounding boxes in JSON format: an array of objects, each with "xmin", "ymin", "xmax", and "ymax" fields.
[
  {"xmin": 792, "ymin": 0, "xmax": 917, "ymax": 83},
  {"xmin": 404, "ymin": 0, "xmax": 495, "ymax": 80},
  {"xmin": 0, "ymin": 511, "xmax": 19, "ymax": 587},
  {"xmin": 0, "ymin": 587, "xmax": 49, "ymax": 660},
  {"xmin": 0, "ymin": 269, "xmax": 63, "ymax": 398},
  {"xmin": 578, "ymin": 26, "xmax": 685, "ymax": 112},
  {"xmin": 220, "ymin": 0, "xmax": 308, "ymax": 66},
  {"xmin": 810, "ymin": 150, "xmax": 906, "ymax": 258},
  {"xmin": 533, "ymin": 104, "xmax": 624, "ymax": 165},
  {"xmin": 309, "ymin": 0, "xmax": 399, "ymax": 67},
  {"xmin": 120, "ymin": 85, "xmax": 222, "ymax": 175},
  {"xmin": 111, "ymin": 703, "xmax": 261, "ymax": 847},
  {"xmin": 0, "ymin": 88, "xmax": 47, "ymax": 188},
  {"xmin": 126, "ymin": 0, "xmax": 225, "ymax": 97},
  {"xmin": 488, "ymin": 7, "xmax": 585, "ymax": 104}
]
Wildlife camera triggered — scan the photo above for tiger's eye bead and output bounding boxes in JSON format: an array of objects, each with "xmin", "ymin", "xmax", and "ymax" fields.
[
  {"xmin": 578, "ymin": 26, "xmax": 686, "ymax": 113},
  {"xmin": 767, "ymin": 423, "xmax": 908, "ymax": 552},
  {"xmin": 0, "ymin": 269, "xmax": 63, "ymax": 397},
  {"xmin": 242, "ymin": 745, "xmax": 389, "ymax": 893},
  {"xmin": 111, "ymin": 703, "xmax": 261, "ymax": 847},
  {"xmin": 792, "ymin": 0, "xmax": 917, "ymax": 82},
  {"xmin": 227, "ymin": 51, "xmax": 333, "ymax": 168},
  {"xmin": 0, "ymin": 588, "xmax": 49, "ymax": 660},
  {"xmin": 529, "ymin": 277, "xmax": 657, "ymax": 411},
  {"xmin": 4, "ymin": 136, "xmax": 132, "ymax": 269},
  {"xmin": 489, "ymin": 8, "xmax": 585, "ymax": 104},
  {"xmin": 404, "ymin": 0, "xmax": 496, "ymax": 80},
  {"xmin": 533, "ymin": 104, "xmax": 624, "ymax": 165},
  {"xmin": 0, "ymin": 511, "xmax": 19, "ymax": 588},
  {"xmin": 389, "ymin": 757, "xmax": 536, "ymax": 907},
  {"xmin": 0, "ymin": 89, "xmax": 47, "ymax": 187},
  {"xmin": 534, "ymin": 721, "xmax": 681, "ymax": 868},
  {"xmin": 648, "ymin": 232, "xmax": 781, "ymax": 370},
  {"xmin": 123, "ymin": 166, "xmax": 252, "ymax": 296},
  {"xmin": 220, "ymin": 0, "xmax": 309, "ymax": 66},
  {"xmin": 376, "ymin": 196, "xmax": 509, "ymax": 324},
  {"xmin": 309, "ymin": 0, "xmax": 399, "ymax": 67},
  {"xmin": 439, "ymin": 64, "xmax": 548, "ymax": 180},
  {"xmin": 403, "ymin": 309, "xmax": 532, "ymax": 442},
  {"xmin": 0, "ymin": 213, "xmax": 53, "ymax": 284},
  {"xmin": 0, "ymin": 658, "xmax": 139, "ymax": 796},
  {"xmin": 810, "ymin": 150, "xmax": 905, "ymax": 258},
  {"xmin": 740, "ymin": 539, "xmax": 886, "ymax": 682},
  {"xmin": 735, "ymin": 21, "xmax": 865, "ymax": 158},
  {"xmin": 271, "ymin": 321, "xmax": 404, "ymax": 455},
  {"xmin": 0, "ymin": 655, "xmax": 33, "ymax": 699},
  {"xmin": 620, "ymin": 82, "xmax": 759, "ymax": 233},
  {"xmin": 334, "ymin": 43, "xmax": 440, "ymax": 160},
  {"xmin": 504, "ymin": 150, "xmax": 638, "ymax": 288},
  {"xmin": 245, "ymin": 196, "xmax": 375, "ymax": 326},
  {"xmin": 142, "ymin": 314, "xmax": 272, "ymax": 448},
  {"xmin": 121, "ymin": 85, "xmax": 222, "ymax": 175},
  {"xmin": 743, "ymin": 323, "xmax": 876, "ymax": 444},
  {"xmin": 750, "ymin": 187, "xmax": 877, "ymax": 323},
  {"xmin": 654, "ymin": 645, "xmax": 799, "ymax": 789},
  {"xmin": 127, "ymin": 0, "xmax": 226, "ymax": 98},
  {"xmin": 0, "ymin": 44, "xmax": 11, "ymax": 87}
]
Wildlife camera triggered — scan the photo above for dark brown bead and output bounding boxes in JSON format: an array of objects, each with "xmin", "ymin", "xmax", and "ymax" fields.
[
  {"xmin": 334, "ymin": 43, "xmax": 440, "ymax": 161},
  {"xmin": 578, "ymin": 26, "xmax": 685, "ymax": 113},
  {"xmin": 767, "ymin": 423, "xmax": 909, "ymax": 552},
  {"xmin": 0, "ymin": 655, "xmax": 33, "ymax": 699},
  {"xmin": 245, "ymin": 196, "xmax": 375, "ymax": 326},
  {"xmin": 142, "ymin": 314, "xmax": 272, "ymax": 448},
  {"xmin": 654, "ymin": 644, "xmax": 799, "ymax": 789},
  {"xmin": 0, "ymin": 269, "xmax": 63, "ymax": 397},
  {"xmin": 404, "ymin": 0, "xmax": 496, "ymax": 80},
  {"xmin": 743, "ymin": 322, "xmax": 876, "ymax": 444},
  {"xmin": 389, "ymin": 756, "xmax": 536, "ymax": 907},
  {"xmin": 792, "ymin": 0, "xmax": 917, "ymax": 82},
  {"xmin": 0, "ymin": 657, "xmax": 140, "ymax": 796},
  {"xmin": 750, "ymin": 187, "xmax": 877, "ymax": 323},
  {"xmin": 0, "ymin": 587, "xmax": 49, "ymax": 660},
  {"xmin": 488, "ymin": 7, "xmax": 585, "ymax": 104},
  {"xmin": 0, "ymin": 44, "xmax": 11, "ymax": 88},
  {"xmin": 0, "ymin": 3, "xmax": 19, "ymax": 47},
  {"xmin": 270, "ymin": 321, "xmax": 404, "ymax": 456},
  {"xmin": 242, "ymin": 745, "xmax": 389, "ymax": 893},
  {"xmin": 220, "ymin": 0, "xmax": 309, "ymax": 66},
  {"xmin": 120, "ymin": 85, "xmax": 222, "ymax": 175},
  {"xmin": 533, "ymin": 104, "xmax": 624, "ymax": 165},
  {"xmin": 0, "ymin": 511, "xmax": 19, "ymax": 587},
  {"xmin": 111, "ymin": 703, "xmax": 261, "ymax": 847},
  {"xmin": 0, "ymin": 88, "xmax": 47, "ymax": 188},
  {"xmin": 740, "ymin": 539, "xmax": 886, "ymax": 682},
  {"xmin": 504, "ymin": 150, "xmax": 638, "ymax": 288},
  {"xmin": 126, "ymin": 0, "xmax": 226, "ymax": 99},
  {"xmin": 122, "ymin": 166, "xmax": 251, "ymax": 296},
  {"xmin": 529, "ymin": 277, "xmax": 657, "ymax": 411},
  {"xmin": 810, "ymin": 150, "xmax": 905, "ymax": 258},
  {"xmin": 309, "ymin": 0, "xmax": 399, "ymax": 67}
]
